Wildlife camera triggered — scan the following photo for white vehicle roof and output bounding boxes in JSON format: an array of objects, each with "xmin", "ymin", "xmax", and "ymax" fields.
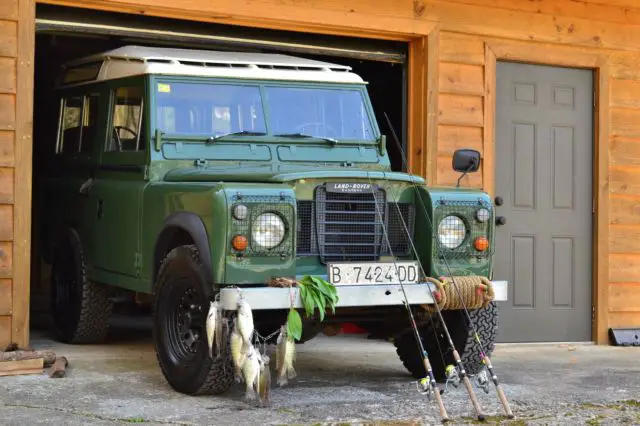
[{"xmin": 58, "ymin": 45, "xmax": 367, "ymax": 87}]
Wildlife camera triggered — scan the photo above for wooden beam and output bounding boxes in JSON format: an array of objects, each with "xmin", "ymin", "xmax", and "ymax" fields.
[
  {"xmin": 594, "ymin": 62, "xmax": 611, "ymax": 344},
  {"xmin": 0, "ymin": 357, "xmax": 43, "ymax": 377},
  {"xmin": 426, "ymin": 28, "xmax": 439, "ymax": 184},
  {"xmin": 12, "ymin": 0, "xmax": 34, "ymax": 349},
  {"xmin": 407, "ymin": 36, "xmax": 427, "ymax": 176},
  {"xmin": 483, "ymin": 44, "xmax": 496, "ymax": 198}
]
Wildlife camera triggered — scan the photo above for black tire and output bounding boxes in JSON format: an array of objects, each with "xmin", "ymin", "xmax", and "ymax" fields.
[
  {"xmin": 152, "ymin": 244, "xmax": 234, "ymax": 395},
  {"xmin": 394, "ymin": 302, "xmax": 498, "ymax": 382},
  {"xmin": 50, "ymin": 227, "xmax": 112, "ymax": 344}
]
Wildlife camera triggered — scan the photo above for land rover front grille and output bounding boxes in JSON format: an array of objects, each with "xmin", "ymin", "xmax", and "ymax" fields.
[{"xmin": 296, "ymin": 186, "xmax": 415, "ymax": 263}]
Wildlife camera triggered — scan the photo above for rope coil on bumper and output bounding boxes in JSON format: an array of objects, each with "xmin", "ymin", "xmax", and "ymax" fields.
[{"xmin": 423, "ymin": 276, "xmax": 495, "ymax": 311}]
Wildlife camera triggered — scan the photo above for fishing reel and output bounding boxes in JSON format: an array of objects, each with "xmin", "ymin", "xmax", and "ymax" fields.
[
  {"xmin": 445, "ymin": 364, "xmax": 460, "ymax": 390},
  {"xmin": 415, "ymin": 377, "xmax": 444, "ymax": 401},
  {"xmin": 473, "ymin": 367, "xmax": 491, "ymax": 394}
]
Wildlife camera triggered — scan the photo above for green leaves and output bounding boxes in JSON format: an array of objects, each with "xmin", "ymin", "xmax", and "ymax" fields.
[
  {"xmin": 287, "ymin": 308, "xmax": 302, "ymax": 341},
  {"xmin": 284, "ymin": 275, "xmax": 339, "ymax": 342}
]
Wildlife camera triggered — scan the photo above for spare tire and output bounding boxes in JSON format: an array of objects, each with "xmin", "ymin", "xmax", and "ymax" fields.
[{"xmin": 394, "ymin": 302, "xmax": 498, "ymax": 381}]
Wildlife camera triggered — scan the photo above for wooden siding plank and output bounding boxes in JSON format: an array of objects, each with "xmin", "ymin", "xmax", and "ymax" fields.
[
  {"xmin": 0, "ymin": 95, "xmax": 15, "ymax": 130},
  {"xmin": 609, "ymin": 253, "xmax": 640, "ymax": 282},
  {"xmin": 483, "ymin": 44, "xmax": 496, "ymax": 197},
  {"xmin": 0, "ymin": 242, "xmax": 11, "ymax": 278},
  {"xmin": 610, "ymin": 52, "xmax": 640, "ymax": 81},
  {"xmin": 0, "ymin": 205, "xmax": 12, "ymax": 241},
  {"xmin": 611, "ymin": 107, "xmax": 640, "ymax": 139},
  {"xmin": 439, "ymin": 62, "xmax": 484, "ymax": 96},
  {"xmin": 609, "ymin": 225, "xmax": 640, "ymax": 254},
  {"xmin": 611, "ymin": 79, "xmax": 640, "ymax": 109},
  {"xmin": 439, "ymin": 32, "xmax": 484, "ymax": 65},
  {"xmin": 0, "ymin": 21, "xmax": 17, "ymax": 58},
  {"xmin": 609, "ymin": 284, "xmax": 640, "ymax": 312},
  {"xmin": 0, "ymin": 279, "xmax": 10, "ymax": 315},
  {"xmin": 0, "ymin": 58, "xmax": 15, "ymax": 94},
  {"xmin": 610, "ymin": 195, "xmax": 640, "ymax": 226},
  {"xmin": 0, "ymin": 167, "xmax": 13, "ymax": 203},
  {"xmin": 12, "ymin": 0, "xmax": 34, "ymax": 348},
  {"xmin": 608, "ymin": 312, "xmax": 640, "ymax": 328},
  {"xmin": 610, "ymin": 137, "xmax": 640, "ymax": 166},
  {"xmin": 0, "ymin": 1, "xmax": 18, "ymax": 21},
  {"xmin": 0, "ymin": 315, "xmax": 10, "ymax": 348},
  {"xmin": 408, "ymin": 37, "xmax": 427, "ymax": 177},
  {"xmin": 437, "ymin": 125, "xmax": 483, "ymax": 155},
  {"xmin": 609, "ymin": 166, "xmax": 640, "ymax": 195},
  {"xmin": 436, "ymin": 154, "xmax": 483, "ymax": 188},
  {"xmin": 438, "ymin": 94, "xmax": 483, "ymax": 127},
  {"xmin": 426, "ymin": 29, "xmax": 439, "ymax": 183},
  {"xmin": 0, "ymin": 131, "xmax": 13, "ymax": 167}
]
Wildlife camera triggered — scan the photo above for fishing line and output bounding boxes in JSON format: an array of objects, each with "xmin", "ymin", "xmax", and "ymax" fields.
[
  {"xmin": 361, "ymin": 172, "xmax": 450, "ymax": 423},
  {"xmin": 381, "ymin": 112, "xmax": 513, "ymax": 419},
  {"xmin": 363, "ymin": 172, "xmax": 486, "ymax": 422}
]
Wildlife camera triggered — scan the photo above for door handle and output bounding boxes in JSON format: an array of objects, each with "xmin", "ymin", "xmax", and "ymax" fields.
[
  {"xmin": 496, "ymin": 216, "xmax": 507, "ymax": 226},
  {"xmin": 494, "ymin": 196, "xmax": 504, "ymax": 206},
  {"xmin": 79, "ymin": 178, "xmax": 94, "ymax": 197}
]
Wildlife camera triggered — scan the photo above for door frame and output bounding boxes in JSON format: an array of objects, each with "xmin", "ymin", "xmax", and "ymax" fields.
[{"xmin": 482, "ymin": 37, "xmax": 610, "ymax": 344}]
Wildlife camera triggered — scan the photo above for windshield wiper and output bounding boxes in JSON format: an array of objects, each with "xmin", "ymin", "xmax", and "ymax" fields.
[
  {"xmin": 206, "ymin": 130, "xmax": 267, "ymax": 143},
  {"xmin": 274, "ymin": 132, "xmax": 338, "ymax": 144}
]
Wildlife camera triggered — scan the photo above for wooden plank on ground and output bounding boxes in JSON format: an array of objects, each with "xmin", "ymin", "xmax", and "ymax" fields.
[{"xmin": 0, "ymin": 357, "xmax": 43, "ymax": 377}]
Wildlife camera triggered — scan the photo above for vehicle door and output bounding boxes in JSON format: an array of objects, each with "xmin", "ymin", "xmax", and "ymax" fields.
[{"xmin": 91, "ymin": 78, "xmax": 148, "ymax": 285}]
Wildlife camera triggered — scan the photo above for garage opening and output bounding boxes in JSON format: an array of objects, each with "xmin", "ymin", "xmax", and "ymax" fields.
[{"xmin": 29, "ymin": 5, "xmax": 410, "ymax": 332}]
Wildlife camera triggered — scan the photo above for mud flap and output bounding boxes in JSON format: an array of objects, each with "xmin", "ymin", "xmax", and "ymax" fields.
[{"xmin": 608, "ymin": 328, "xmax": 640, "ymax": 346}]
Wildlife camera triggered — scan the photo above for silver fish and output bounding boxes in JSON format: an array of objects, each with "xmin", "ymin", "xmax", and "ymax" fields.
[
  {"xmin": 276, "ymin": 326, "xmax": 297, "ymax": 387},
  {"xmin": 230, "ymin": 320, "xmax": 246, "ymax": 383},
  {"xmin": 241, "ymin": 344, "xmax": 260, "ymax": 402},
  {"xmin": 236, "ymin": 295, "xmax": 254, "ymax": 346},
  {"xmin": 205, "ymin": 300, "xmax": 218, "ymax": 359},
  {"xmin": 258, "ymin": 354, "xmax": 272, "ymax": 407}
]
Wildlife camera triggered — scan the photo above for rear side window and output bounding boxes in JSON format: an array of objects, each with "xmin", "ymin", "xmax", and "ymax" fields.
[{"xmin": 57, "ymin": 93, "xmax": 101, "ymax": 155}]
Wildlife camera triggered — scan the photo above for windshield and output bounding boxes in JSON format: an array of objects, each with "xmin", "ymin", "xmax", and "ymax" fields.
[{"xmin": 154, "ymin": 81, "xmax": 376, "ymax": 141}]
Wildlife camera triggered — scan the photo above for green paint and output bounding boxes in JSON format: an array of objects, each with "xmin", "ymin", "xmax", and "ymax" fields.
[{"xmin": 40, "ymin": 59, "xmax": 495, "ymax": 299}]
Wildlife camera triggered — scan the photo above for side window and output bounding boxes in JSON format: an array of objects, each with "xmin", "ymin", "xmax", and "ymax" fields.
[
  {"xmin": 80, "ymin": 94, "xmax": 100, "ymax": 154},
  {"xmin": 58, "ymin": 96, "xmax": 83, "ymax": 154},
  {"xmin": 108, "ymin": 86, "xmax": 145, "ymax": 152}
]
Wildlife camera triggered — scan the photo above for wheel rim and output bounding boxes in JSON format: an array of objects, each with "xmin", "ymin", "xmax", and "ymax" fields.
[{"xmin": 164, "ymin": 280, "xmax": 206, "ymax": 365}]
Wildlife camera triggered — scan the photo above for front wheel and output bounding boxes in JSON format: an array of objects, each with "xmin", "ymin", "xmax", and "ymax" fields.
[
  {"xmin": 152, "ymin": 245, "xmax": 234, "ymax": 395},
  {"xmin": 394, "ymin": 302, "xmax": 498, "ymax": 381}
]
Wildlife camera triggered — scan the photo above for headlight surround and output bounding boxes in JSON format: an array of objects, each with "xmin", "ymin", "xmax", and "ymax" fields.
[
  {"xmin": 251, "ymin": 212, "xmax": 286, "ymax": 249},
  {"xmin": 437, "ymin": 215, "xmax": 467, "ymax": 249}
]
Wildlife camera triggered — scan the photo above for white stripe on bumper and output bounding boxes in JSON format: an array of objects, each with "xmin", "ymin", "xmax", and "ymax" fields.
[{"xmin": 219, "ymin": 280, "xmax": 508, "ymax": 310}]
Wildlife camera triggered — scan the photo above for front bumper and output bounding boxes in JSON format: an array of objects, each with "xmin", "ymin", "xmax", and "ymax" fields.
[{"xmin": 219, "ymin": 280, "xmax": 508, "ymax": 311}]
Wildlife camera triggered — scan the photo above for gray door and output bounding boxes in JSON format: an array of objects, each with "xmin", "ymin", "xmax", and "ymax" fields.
[{"xmin": 494, "ymin": 61, "xmax": 593, "ymax": 343}]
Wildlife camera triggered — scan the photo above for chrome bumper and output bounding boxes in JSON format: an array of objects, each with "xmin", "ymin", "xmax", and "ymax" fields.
[{"xmin": 219, "ymin": 280, "xmax": 508, "ymax": 311}]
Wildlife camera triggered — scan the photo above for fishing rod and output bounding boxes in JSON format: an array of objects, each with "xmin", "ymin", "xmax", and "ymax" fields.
[
  {"xmin": 363, "ymin": 173, "xmax": 486, "ymax": 422},
  {"xmin": 357, "ymin": 182, "xmax": 450, "ymax": 423},
  {"xmin": 382, "ymin": 112, "xmax": 514, "ymax": 419}
]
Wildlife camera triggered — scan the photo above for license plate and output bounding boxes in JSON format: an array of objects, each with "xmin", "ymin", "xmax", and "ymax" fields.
[{"xmin": 327, "ymin": 262, "xmax": 420, "ymax": 286}]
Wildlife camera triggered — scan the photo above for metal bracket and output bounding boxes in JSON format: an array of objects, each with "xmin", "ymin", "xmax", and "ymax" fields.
[{"xmin": 609, "ymin": 328, "xmax": 640, "ymax": 346}]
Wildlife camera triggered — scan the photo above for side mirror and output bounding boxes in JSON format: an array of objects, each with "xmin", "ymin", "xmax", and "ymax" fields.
[{"xmin": 452, "ymin": 149, "xmax": 481, "ymax": 173}]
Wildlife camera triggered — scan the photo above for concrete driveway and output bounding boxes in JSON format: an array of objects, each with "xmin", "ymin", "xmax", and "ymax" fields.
[{"xmin": 1, "ymin": 315, "xmax": 639, "ymax": 425}]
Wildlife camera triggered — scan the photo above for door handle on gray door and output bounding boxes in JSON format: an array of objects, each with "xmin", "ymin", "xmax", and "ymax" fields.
[
  {"xmin": 494, "ymin": 196, "xmax": 504, "ymax": 206},
  {"xmin": 496, "ymin": 216, "xmax": 507, "ymax": 226}
]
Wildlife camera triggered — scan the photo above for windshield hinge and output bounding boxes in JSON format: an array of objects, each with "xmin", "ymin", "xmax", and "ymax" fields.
[
  {"xmin": 143, "ymin": 165, "xmax": 150, "ymax": 180},
  {"xmin": 195, "ymin": 159, "xmax": 207, "ymax": 168}
]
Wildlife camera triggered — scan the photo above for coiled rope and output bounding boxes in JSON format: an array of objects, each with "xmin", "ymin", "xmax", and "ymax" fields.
[{"xmin": 423, "ymin": 276, "xmax": 495, "ymax": 311}]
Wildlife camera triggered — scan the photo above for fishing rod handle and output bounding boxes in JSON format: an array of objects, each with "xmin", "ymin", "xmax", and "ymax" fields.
[
  {"xmin": 462, "ymin": 375, "xmax": 486, "ymax": 421},
  {"xmin": 433, "ymin": 381, "xmax": 449, "ymax": 423},
  {"xmin": 496, "ymin": 384, "xmax": 514, "ymax": 419}
]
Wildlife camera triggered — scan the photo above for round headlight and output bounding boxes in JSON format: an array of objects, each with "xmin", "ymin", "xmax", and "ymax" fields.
[
  {"xmin": 476, "ymin": 208, "xmax": 490, "ymax": 223},
  {"xmin": 437, "ymin": 215, "xmax": 467, "ymax": 249},
  {"xmin": 252, "ymin": 213, "xmax": 286, "ymax": 248},
  {"xmin": 233, "ymin": 204, "xmax": 248, "ymax": 220}
]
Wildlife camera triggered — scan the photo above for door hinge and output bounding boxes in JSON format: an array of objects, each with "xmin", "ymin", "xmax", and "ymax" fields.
[
  {"xmin": 592, "ymin": 198, "xmax": 596, "ymax": 213},
  {"xmin": 143, "ymin": 166, "xmax": 150, "ymax": 180},
  {"xmin": 134, "ymin": 253, "xmax": 142, "ymax": 274},
  {"xmin": 593, "ymin": 91, "xmax": 597, "ymax": 109},
  {"xmin": 592, "ymin": 305, "xmax": 596, "ymax": 322}
]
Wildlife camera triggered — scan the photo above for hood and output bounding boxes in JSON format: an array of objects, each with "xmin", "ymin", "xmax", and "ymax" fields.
[{"xmin": 163, "ymin": 164, "xmax": 426, "ymax": 184}]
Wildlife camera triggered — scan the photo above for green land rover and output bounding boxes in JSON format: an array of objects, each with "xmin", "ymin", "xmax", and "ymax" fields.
[{"xmin": 40, "ymin": 45, "xmax": 508, "ymax": 396}]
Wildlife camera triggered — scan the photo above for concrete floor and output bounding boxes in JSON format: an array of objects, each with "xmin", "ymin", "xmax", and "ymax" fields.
[{"xmin": 1, "ymin": 316, "xmax": 639, "ymax": 425}]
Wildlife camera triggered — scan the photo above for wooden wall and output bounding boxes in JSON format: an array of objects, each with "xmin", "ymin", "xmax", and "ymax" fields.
[
  {"xmin": 25, "ymin": 0, "xmax": 640, "ymax": 343},
  {"xmin": 0, "ymin": 0, "xmax": 34, "ymax": 349}
]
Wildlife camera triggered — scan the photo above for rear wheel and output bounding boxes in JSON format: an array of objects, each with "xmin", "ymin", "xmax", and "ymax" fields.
[
  {"xmin": 394, "ymin": 302, "xmax": 498, "ymax": 381},
  {"xmin": 50, "ymin": 227, "xmax": 112, "ymax": 344},
  {"xmin": 153, "ymin": 244, "xmax": 234, "ymax": 395}
]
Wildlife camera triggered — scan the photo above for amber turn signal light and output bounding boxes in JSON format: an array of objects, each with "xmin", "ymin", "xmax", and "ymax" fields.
[
  {"xmin": 232, "ymin": 235, "xmax": 248, "ymax": 251},
  {"xmin": 474, "ymin": 236, "xmax": 489, "ymax": 251}
]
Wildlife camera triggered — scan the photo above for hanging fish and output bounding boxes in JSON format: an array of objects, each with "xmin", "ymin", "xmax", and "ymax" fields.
[
  {"xmin": 205, "ymin": 300, "xmax": 218, "ymax": 359},
  {"xmin": 230, "ymin": 319, "xmax": 247, "ymax": 383},
  {"xmin": 236, "ymin": 295, "xmax": 254, "ymax": 346},
  {"xmin": 276, "ymin": 325, "xmax": 297, "ymax": 387},
  {"xmin": 241, "ymin": 344, "xmax": 261, "ymax": 402},
  {"xmin": 258, "ymin": 353, "xmax": 272, "ymax": 407}
]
